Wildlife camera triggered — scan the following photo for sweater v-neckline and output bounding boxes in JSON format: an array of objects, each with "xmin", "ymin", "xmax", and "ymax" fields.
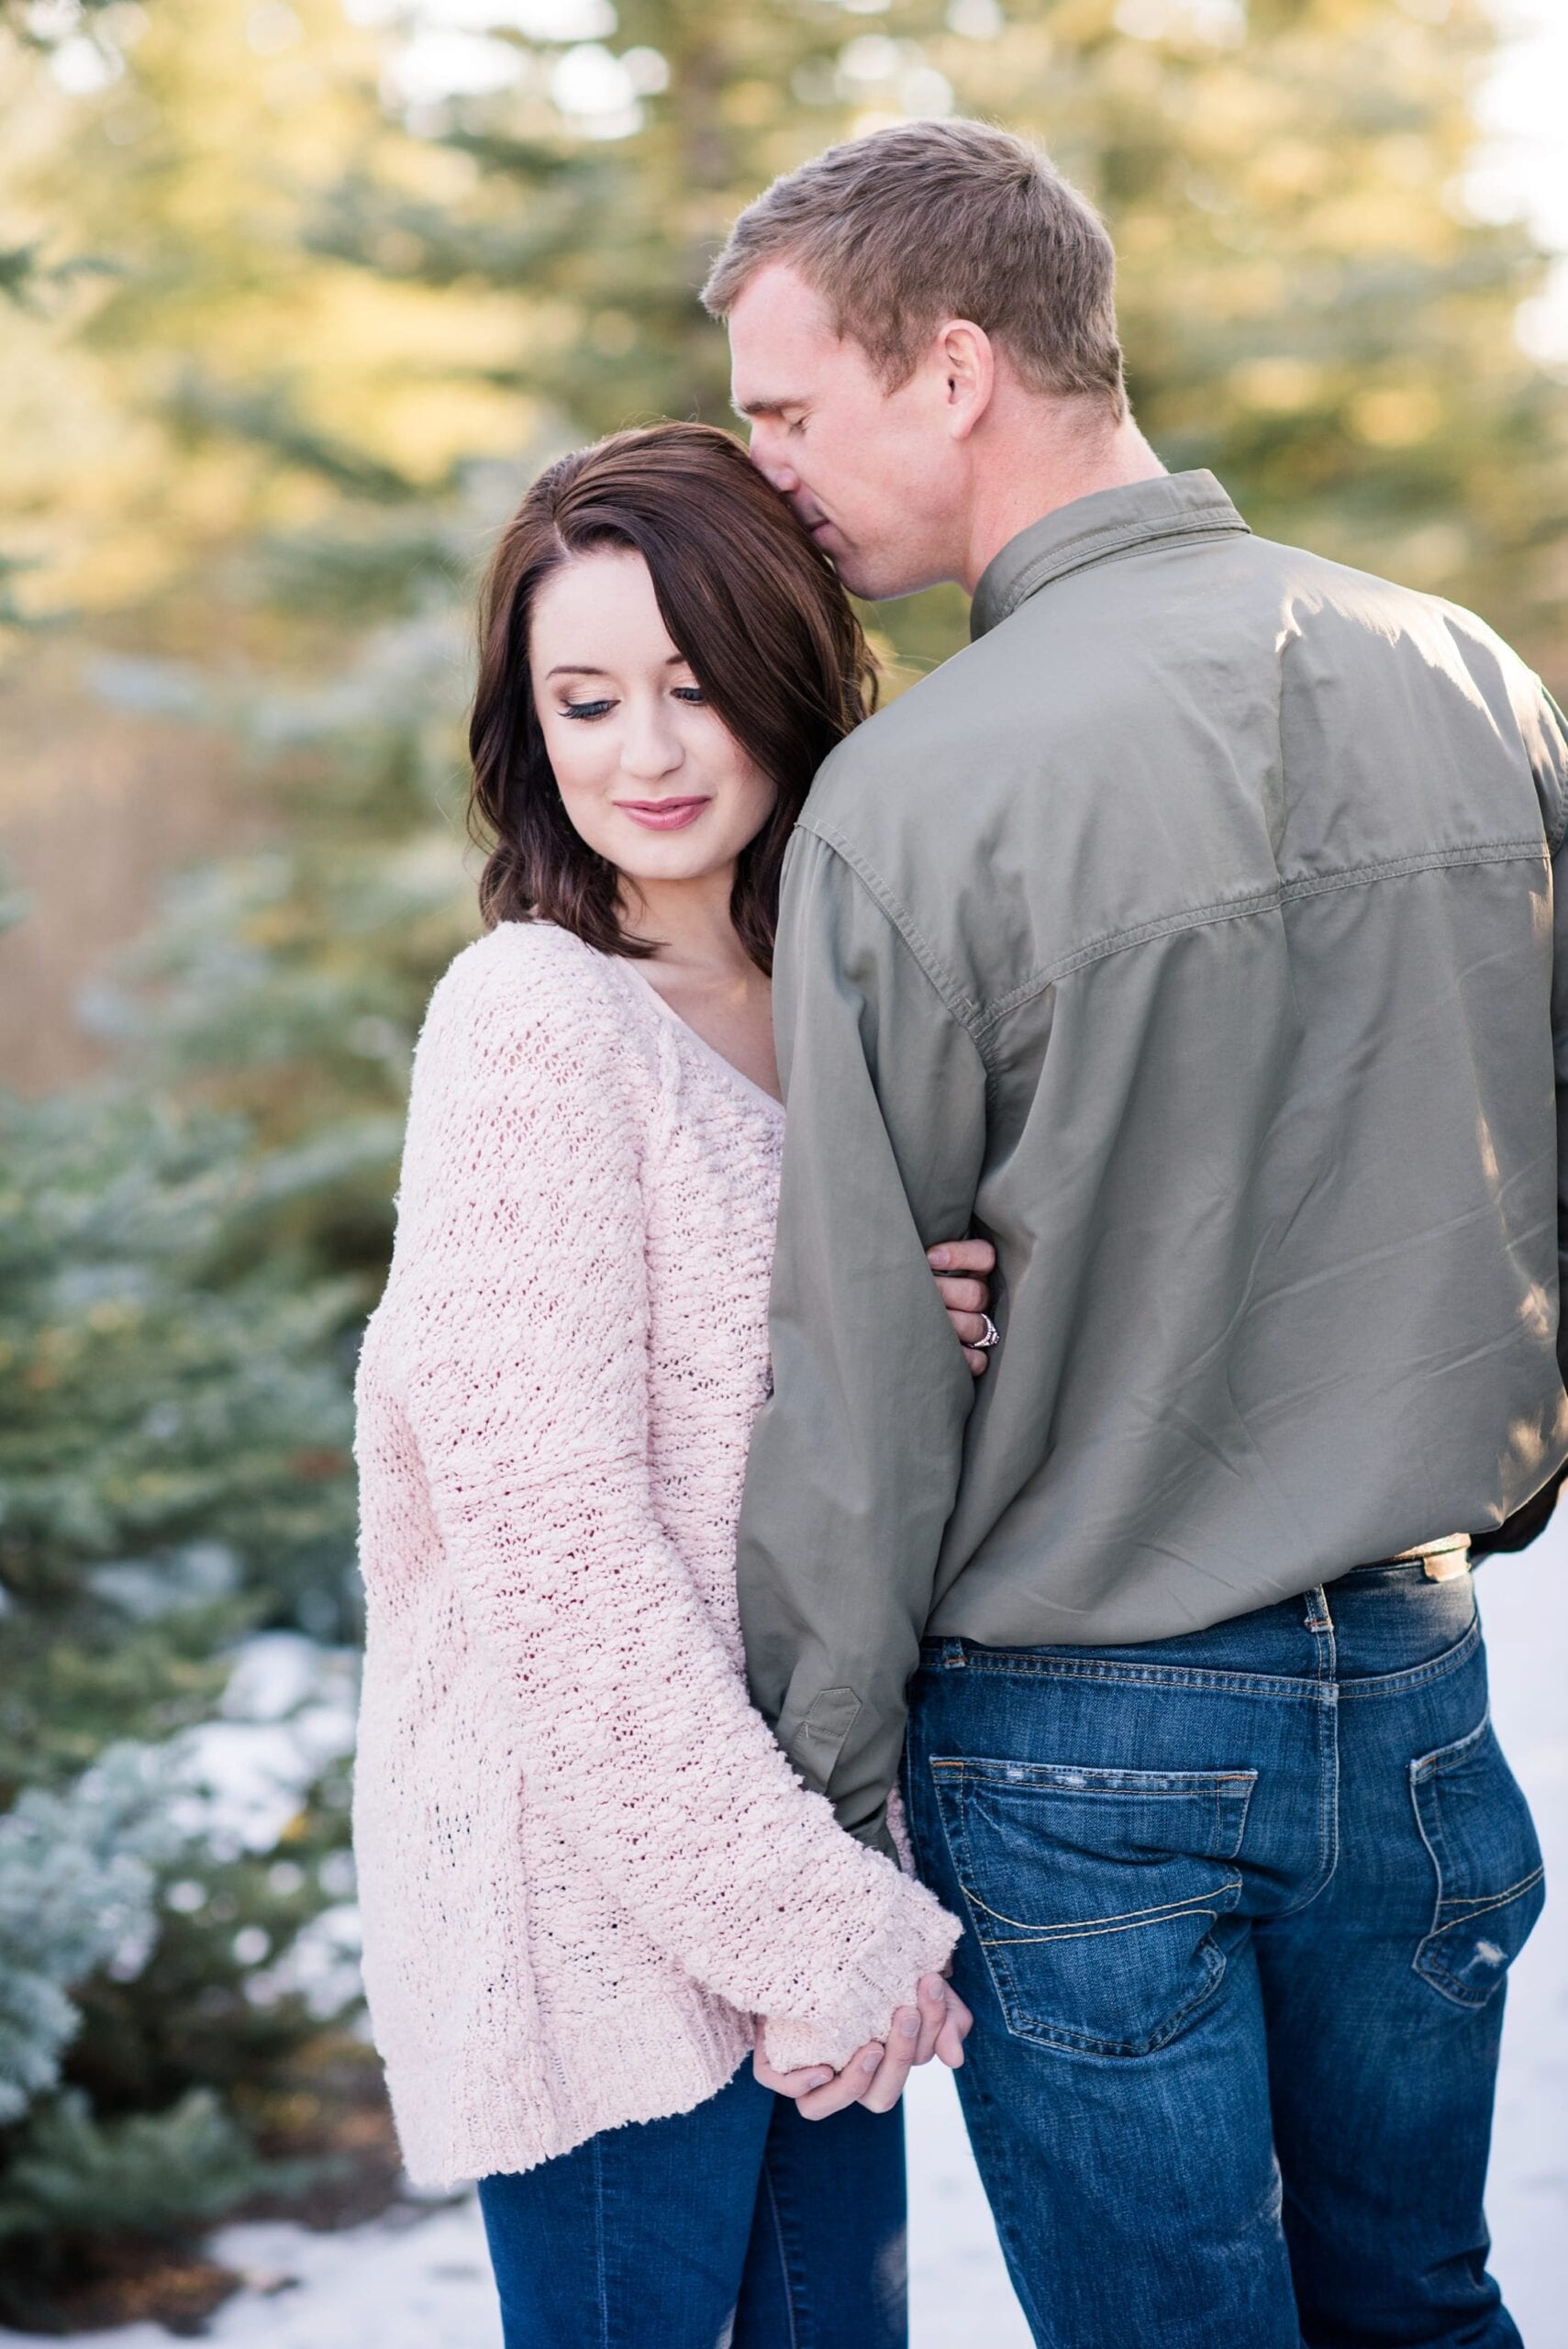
[{"xmin": 618, "ymin": 959, "xmax": 785, "ymax": 1120}]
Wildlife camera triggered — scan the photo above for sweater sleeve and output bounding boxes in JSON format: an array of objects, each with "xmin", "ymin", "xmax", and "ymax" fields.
[{"xmin": 380, "ymin": 939, "xmax": 958, "ymax": 2066}]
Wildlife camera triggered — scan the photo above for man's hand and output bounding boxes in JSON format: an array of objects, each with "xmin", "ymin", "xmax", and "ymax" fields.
[
  {"xmin": 929, "ymin": 1238, "xmax": 997, "ymax": 1375},
  {"xmin": 753, "ymin": 1974, "xmax": 973, "ymax": 2118}
]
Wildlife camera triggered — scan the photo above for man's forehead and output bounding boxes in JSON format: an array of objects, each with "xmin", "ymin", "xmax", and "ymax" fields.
[{"xmin": 726, "ymin": 261, "xmax": 840, "ymax": 410}]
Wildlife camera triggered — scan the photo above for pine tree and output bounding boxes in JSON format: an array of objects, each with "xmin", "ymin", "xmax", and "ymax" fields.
[
  {"xmin": 0, "ymin": 1029, "xmax": 368, "ymax": 2320},
  {"xmin": 0, "ymin": 1744, "xmax": 180, "ymax": 2127},
  {"xmin": 30, "ymin": 0, "xmax": 1561, "ymax": 1178}
]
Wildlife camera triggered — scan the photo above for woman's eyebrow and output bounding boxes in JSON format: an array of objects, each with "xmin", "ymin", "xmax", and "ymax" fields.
[{"xmin": 545, "ymin": 656, "xmax": 687, "ymax": 678}]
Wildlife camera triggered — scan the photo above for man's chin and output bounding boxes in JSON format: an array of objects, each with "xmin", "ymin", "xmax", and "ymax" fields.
[
  {"xmin": 828, "ymin": 543, "xmax": 949, "ymax": 604},
  {"xmin": 829, "ymin": 550, "xmax": 924, "ymax": 604}
]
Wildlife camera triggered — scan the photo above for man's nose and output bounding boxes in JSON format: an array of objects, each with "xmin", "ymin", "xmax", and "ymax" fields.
[{"xmin": 747, "ymin": 424, "xmax": 799, "ymax": 496}]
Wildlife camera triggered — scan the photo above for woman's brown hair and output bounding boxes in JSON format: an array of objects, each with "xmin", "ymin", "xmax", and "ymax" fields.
[{"xmin": 468, "ymin": 421, "xmax": 877, "ymax": 974}]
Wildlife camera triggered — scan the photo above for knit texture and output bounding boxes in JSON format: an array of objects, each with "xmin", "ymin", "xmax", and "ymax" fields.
[{"xmin": 352, "ymin": 921, "xmax": 959, "ymax": 2188}]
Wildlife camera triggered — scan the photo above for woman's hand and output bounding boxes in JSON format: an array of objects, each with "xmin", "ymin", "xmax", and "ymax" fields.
[
  {"xmin": 929, "ymin": 1237, "xmax": 997, "ymax": 1375},
  {"xmin": 753, "ymin": 1975, "xmax": 974, "ymax": 2119}
]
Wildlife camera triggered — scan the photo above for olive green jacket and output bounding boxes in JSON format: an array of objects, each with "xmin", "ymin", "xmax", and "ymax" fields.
[{"xmin": 735, "ymin": 470, "xmax": 1568, "ymax": 1854}]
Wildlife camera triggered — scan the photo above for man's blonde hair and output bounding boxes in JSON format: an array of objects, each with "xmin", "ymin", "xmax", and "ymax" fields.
[{"xmin": 702, "ymin": 117, "xmax": 1126, "ymax": 420}]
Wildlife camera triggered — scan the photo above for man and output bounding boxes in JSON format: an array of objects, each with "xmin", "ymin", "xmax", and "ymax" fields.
[{"xmin": 705, "ymin": 118, "xmax": 1562, "ymax": 2347}]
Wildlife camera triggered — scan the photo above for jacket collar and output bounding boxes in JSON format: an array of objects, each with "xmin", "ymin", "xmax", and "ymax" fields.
[{"xmin": 970, "ymin": 471, "xmax": 1250, "ymax": 641}]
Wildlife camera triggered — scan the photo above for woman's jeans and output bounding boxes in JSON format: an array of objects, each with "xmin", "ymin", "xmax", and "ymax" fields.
[
  {"xmin": 477, "ymin": 2063, "xmax": 905, "ymax": 2348},
  {"xmin": 905, "ymin": 1559, "xmax": 1544, "ymax": 2349}
]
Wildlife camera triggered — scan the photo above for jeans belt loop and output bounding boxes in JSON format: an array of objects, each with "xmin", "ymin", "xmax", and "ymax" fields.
[{"xmin": 1302, "ymin": 1584, "xmax": 1333, "ymax": 1634}]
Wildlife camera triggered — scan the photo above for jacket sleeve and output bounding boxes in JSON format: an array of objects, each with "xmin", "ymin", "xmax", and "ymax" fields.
[
  {"xmin": 1478, "ymin": 681, "xmax": 1568, "ymax": 1557},
  {"xmin": 382, "ymin": 945, "xmax": 958, "ymax": 2063},
  {"xmin": 1546, "ymin": 687, "xmax": 1568, "ymax": 1407},
  {"xmin": 735, "ymin": 830, "xmax": 991, "ymax": 1857}
]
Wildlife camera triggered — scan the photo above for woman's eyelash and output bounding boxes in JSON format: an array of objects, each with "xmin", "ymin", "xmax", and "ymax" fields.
[{"xmin": 560, "ymin": 687, "xmax": 706, "ymax": 719}]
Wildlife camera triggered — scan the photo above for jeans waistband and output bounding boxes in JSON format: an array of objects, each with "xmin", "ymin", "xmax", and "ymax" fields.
[
  {"xmin": 1351, "ymin": 1533, "xmax": 1471, "ymax": 1582},
  {"xmin": 919, "ymin": 1547, "xmax": 1479, "ymax": 1689}
]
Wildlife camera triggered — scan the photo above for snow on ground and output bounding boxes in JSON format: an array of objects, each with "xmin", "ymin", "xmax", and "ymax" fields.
[{"xmin": 6, "ymin": 1541, "xmax": 1562, "ymax": 2347}]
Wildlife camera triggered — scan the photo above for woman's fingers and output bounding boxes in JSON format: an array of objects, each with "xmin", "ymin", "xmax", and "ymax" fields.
[
  {"xmin": 931, "ymin": 1241, "xmax": 995, "ymax": 1382},
  {"xmin": 751, "ymin": 2048, "xmax": 836, "ymax": 2098},
  {"xmin": 927, "ymin": 1238, "xmax": 996, "ymax": 1276},
  {"xmin": 793, "ymin": 2043, "xmax": 886, "ymax": 2121},
  {"xmin": 757, "ymin": 1979, "xmax": 973, "ymax": 2121},
  {"xmin": 932, "ymin": 1275, "xmax": 990, "ymax": 1315}
]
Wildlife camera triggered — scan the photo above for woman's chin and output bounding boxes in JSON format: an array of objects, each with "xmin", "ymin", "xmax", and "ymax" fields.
[{"xmin": 611, "ymin": 833, "xmax": 739, "ymax": 889}]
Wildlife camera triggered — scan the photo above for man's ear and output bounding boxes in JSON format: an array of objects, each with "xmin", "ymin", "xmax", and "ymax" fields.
[{"xmin": 936, "ymin": 318, "xmax": 995, "ymax": 443}]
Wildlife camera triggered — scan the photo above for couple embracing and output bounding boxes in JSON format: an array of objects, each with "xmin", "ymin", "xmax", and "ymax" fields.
[{"xmin": 351, "ymin": 119, "xmax": 1562, "ymax": 2349}]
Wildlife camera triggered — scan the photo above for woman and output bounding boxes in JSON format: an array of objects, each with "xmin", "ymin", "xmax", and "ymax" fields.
[{"xmin": 352, "ymin": 423, "xmax": 995, "ymax": 2346}]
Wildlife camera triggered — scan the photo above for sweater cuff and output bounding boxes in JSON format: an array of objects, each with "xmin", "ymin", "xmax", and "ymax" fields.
[{"xmin": 761, "ymin": 1879, "xmax": 961, "ymax": 2075}]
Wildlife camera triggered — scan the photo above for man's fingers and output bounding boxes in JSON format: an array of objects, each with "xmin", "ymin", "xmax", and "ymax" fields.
[
  {"xmin": 913, "ymin": 1975, "xmax": 950, "ymax": 2066},
  {"xmin": 933, "ymin": 1275, "xmax": 990, "ymax": 1314},
  {"xmin": 794, "ymin": 2043, "xmax": 884, "ymax": 2121},
  {"xmin": 935, "ymin": 1987, "xmax": 974, "ymax": 2069},
  {"xmin": 858, "ymin": 2006, "xmax": 919, "ymax": 2113},
  {"xmin": 927, "ymin": 1239, "xmax": 996, "ymax": 1275}
]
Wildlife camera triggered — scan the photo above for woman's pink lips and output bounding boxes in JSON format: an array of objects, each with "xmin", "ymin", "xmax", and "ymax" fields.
[{"xmin": 615, "ymin": 796, "xmax": 710, "ymax": 830}]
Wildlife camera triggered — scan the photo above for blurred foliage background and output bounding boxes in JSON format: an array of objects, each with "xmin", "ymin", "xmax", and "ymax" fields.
[{"xmin": 0, "ymin": 0, "xmax": 1564, "ymax": 2326}]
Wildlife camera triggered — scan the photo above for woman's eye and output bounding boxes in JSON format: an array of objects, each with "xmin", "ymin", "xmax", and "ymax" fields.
[
  {"xmin": 673, "ymin": 686, "xmax": 706, "ymax": 706},
  {"xmin": 561, "ymin": 698, "xmax": 614, "ymax": 720}
]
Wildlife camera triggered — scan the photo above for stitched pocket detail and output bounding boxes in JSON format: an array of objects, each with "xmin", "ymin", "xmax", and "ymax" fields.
[
  {"xmin": 929, "ymin": 1758, "xmax": 1256, "ymax": 2057},
  {"xmin": 1409, "ymin": 1713, "xmax": 1544, "ymax": 2009}
]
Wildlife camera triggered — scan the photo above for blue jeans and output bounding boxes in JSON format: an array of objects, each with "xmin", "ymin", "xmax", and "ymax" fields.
[
  {"xmin": 477, "ymin": 2064, "xmax": 906, "ymax": 2347},
  {"xmin": 904, "ymin": 1560, "xmax": 1545, "ymax": 2349}
]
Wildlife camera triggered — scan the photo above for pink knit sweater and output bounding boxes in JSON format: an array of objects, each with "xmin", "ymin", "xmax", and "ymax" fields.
[{"xmin": 352, "ymin": 920, "xmax": 959, "ymax": 2188}]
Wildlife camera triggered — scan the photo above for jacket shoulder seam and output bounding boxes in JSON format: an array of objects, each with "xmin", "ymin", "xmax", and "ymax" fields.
[
  {"xmin": 796, "ymin": 822, "xmax": 995, "ymax": 1063},
  {"xmin": 973, "ymin": 838, "xmax": 1549, "ymax": 1035}
]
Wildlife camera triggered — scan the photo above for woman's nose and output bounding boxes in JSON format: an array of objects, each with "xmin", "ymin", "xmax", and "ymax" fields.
[{"xmin": 619, "ymin": 707, "xmax": 684, "ymax": 781}]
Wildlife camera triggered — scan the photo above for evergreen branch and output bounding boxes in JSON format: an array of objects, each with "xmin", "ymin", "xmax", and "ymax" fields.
[
  {"xmin": 0, "ymin": 243, "xmax": 121, "ymax": 315},
  {"xmin": 303, "ymin": 180, "xmax": 598, "ymax": 288},
  {"xmin": 162, "ymin": 372, "xmax": 421, "ymax": 504}
]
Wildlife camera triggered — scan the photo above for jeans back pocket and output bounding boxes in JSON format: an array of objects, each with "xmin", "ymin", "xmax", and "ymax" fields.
[
  {"xmin": 930, "ymin": 1758, "xmax": 1256, "ymax": 2057},
  {"xmin": 1409, "ymin": 1712, "xmax": 1545, "ymax": 2009}
]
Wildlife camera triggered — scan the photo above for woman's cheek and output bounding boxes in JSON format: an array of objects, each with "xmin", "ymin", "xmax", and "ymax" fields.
[
  {"xmin": 547, "ymin": 748, "xmax": 621, "ymax": 863},
  {"xmin": 557, "ymin": 784, "xmax": 621, "ymax": 863},
  {"xmin": 541, "ymin": 718, "xmax": 611, "ymax": 827}
]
